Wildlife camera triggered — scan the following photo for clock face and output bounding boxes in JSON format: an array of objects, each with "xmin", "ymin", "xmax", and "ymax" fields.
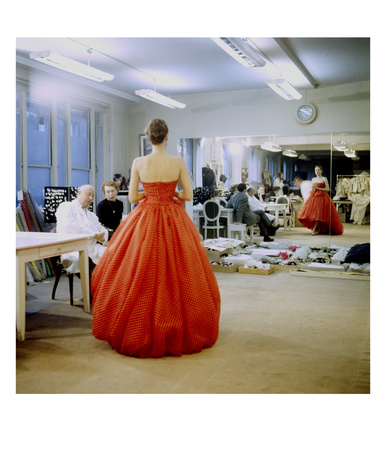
[{"xmin": 296, "ymin": 103, "xmax": 316, "ymax": 123}]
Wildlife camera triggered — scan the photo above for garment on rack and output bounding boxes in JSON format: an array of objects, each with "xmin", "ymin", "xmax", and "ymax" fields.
[
  {"xmin": 297, "ymin": 183, "xmax": 344, "ymax": 235},
  {"xmin": 349, "ymin": 194, "xmax": 370, "ymax": 225},
  {"xmin": 262, "ymin": 169, "xmax": 273, "ymax": 188},
  {"xmin": 335, "ymin": 174, "xmax": 370, "ymax": 197}
]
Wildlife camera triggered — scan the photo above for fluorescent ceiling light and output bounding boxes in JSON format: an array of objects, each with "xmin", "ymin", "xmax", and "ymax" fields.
[
  {"xmin": 212, "ymin": 37, "xmax": 266, "ymax": 68},
  {"xmin": 261, "ymin": 142, "xmax": 282, "ymax": 152},
  {"xmin": 283, "ymin": 149, "xmax": 298, "ymax": 157},
  {"xmin": 344, "ymin": 149, "xmax": 356, "ymax": 158},
  {"xmin": 29, "ymin": 50, "xmax": 114, "ymax": 82},
  {"xmin": 135, "ymin": 89, "xmax": 186, "ymax": 109},
  {"xmin": 334, "ymin": 140, "xmax": 347, "ymax": 151},
  {"xmin": 265, "ymin": 79, "xmax": 302, "ymax": 100}
]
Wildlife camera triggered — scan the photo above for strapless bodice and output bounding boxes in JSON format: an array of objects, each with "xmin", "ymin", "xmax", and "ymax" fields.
[{"xmin": 141, "ymin": 180, "xmax": 179, "ymax": 205}]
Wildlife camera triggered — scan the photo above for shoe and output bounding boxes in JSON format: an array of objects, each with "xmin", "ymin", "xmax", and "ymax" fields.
[
  {"xmin": 263, "ymin": 235, "xmax": 274, "ymax": 242},
  {"xmin": 267, "ymin": 225, "xmax": 277, "ymax": 236}
]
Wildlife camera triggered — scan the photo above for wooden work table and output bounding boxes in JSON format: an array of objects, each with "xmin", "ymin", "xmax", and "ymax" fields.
[{"xmin": 16, "ymin": 231, "xmax": 92, "ymax": 341}]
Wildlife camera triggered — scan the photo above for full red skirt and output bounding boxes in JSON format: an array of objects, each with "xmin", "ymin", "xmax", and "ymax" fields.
[
  {"xmin": 297, "ymin": 183, "xmax": 344, "ymax": 235},
  {"xmin": 91, "ymin": 181, "xmax": 221, "ymax": 357}
]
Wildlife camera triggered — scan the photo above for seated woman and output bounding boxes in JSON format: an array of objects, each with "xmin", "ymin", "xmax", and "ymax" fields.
[{"xmin": 96, "ymin": 181, "xmax": 124, "ymax": 238}]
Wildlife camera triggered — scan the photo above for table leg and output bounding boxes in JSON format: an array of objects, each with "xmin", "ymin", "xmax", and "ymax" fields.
[
  {"xmin": 78, "ymin": 248, "xmax": 90, "ymax": 313},
  {"xmin": 16, "ymin": 258, "xmax": 26, "ymax": 341},
  {"xmin": 227, "ymin": 210, "xmax": 233, "ymax": 238}
]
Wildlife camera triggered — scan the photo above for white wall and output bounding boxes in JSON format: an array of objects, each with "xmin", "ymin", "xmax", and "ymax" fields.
[{"xmin": 127, "ymin": 81, "xmax": 370, "ymax": 171}]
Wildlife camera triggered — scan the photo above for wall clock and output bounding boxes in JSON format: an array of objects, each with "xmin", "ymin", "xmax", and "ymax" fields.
[{"xmin": 296, "ymin": 103, "xmax": 317, "ymax": 124}]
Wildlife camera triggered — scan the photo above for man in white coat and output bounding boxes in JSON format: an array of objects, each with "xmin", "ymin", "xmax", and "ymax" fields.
[
  {"xmin": 56, "ymin": 184, "xmax": 109, "ymax": 273},
  {"xmin": 246, "ymin": 186, "xmax": 276, "ymax": 222}
]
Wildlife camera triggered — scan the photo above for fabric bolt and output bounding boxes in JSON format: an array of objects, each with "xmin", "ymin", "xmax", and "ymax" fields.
[
  {"xmin": 21, "ymin": 199, "xmax": 34, "ymax": 231},
  {"xmin": 16, "ymin": 206, "xmax": 29, "ymax": 231},
  {"xmin": 91, "ymin": 181, "xmax": 221, "ymax": 358},
  {"xmin": 28, "ymin": 190, "xmax": 51, "ymax": 232},
  {"xmin": 24, "ymin": 191, "xmax": 40, "ymax": 232},
  {"xmin": 297, "ymin": 183, "xmax": 344, "ymax": 235}
]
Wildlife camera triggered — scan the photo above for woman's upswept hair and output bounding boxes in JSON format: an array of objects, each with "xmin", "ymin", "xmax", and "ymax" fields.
[{"xmin": 145, "ymin": 119, "xmax": 169, "ymax": 145}]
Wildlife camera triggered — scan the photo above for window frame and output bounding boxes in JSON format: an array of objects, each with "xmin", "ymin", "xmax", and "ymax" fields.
[{"xmin": 16, "ymin": 82, "xmax": 110, "ymax": 210}]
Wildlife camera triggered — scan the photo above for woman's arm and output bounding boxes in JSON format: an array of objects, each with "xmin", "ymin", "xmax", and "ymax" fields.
[
  {"xmin": 175, "ymin": 158, "xmax": 193, "ymax": 201},
  {"xmin": 314, "ymin": 177, "xmax": 330, "ymax": 192},
  {"xmin": 128, "ymin": 158, "xmax": 146, "ymax": 203}
]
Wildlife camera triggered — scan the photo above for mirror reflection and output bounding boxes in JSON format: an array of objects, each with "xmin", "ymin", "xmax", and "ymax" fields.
[{"xmin": 179, "ymin": 132, "xmax": 370, "ymax": 241}]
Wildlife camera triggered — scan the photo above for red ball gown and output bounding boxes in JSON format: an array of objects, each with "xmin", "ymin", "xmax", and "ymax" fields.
[
  {"xmin": 297, "ymin": 182, "xmax": 344, "ymax": 235},
  {"xmin": 91, "ymin": 180, "xmax": 221, "ymax": 358}
]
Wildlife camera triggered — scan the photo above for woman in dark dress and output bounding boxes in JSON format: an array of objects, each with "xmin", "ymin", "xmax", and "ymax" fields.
[{"xmin": 96, "ymin": 181, "xmax": 124, "ymax": 237}]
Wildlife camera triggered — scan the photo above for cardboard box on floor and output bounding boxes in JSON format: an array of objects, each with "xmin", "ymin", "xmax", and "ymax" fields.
[
  {"xmin": 206, "ymin": 248, "xmax": 232, "ymax": 261},
  {"xmin": 210, "ymin": 260, "xmax": 241, "ymax": 273}
]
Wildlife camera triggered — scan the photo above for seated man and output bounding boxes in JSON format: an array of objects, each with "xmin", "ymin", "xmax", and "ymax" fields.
[
  {"xmin": 56, "ymin": 184, "xmax": 109, "ymax": 274},
  {"xmin": 247, "ymin": 186, "xmax": 276, "ymax": 223},
  {"xmin": 226, "ymin": 183, "xmax": 274, "ymax": 242}
]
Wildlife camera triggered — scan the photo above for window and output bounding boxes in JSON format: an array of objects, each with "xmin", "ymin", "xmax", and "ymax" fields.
[
  {"xmin": 16, "ymin": 92, "xmax": 21, "ymax": 198},
  {"xmin": 57, "ymin": 104, "xmax": 67, "ymax": 186},
  {"xmin": 71, "ymin": 108, "xmax": 90, "ymax": 187},
  {"xmin": 222, "ymin": 144, "xmax": 231, "ymax": 188},
  {"xmin": 26, "ymin": 98, "xmax": 51, "ymax": 206},
  {"xmin": 16, "ymin": 86, "xmax": 107, "ymax": 209},
  {"xmin": 95, "ymin": 111, "xmax": 103, "ymax": 204},
  {"xmin": 183, "ymin": 139, "xmax": 193, "ymax": 176}
]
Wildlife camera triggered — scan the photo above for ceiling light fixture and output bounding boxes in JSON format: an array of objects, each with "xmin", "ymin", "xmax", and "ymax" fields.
[
  {"xmin": 283, "ymin": 149, "xmax": 298, "ymax": 157},
  {"xmin": 344, "ymin": 149, "xmax": 356, "ymax": 158},
  {"xmin": 334, "ymin": 140, "xmax": 347, "ymax": 151},
  {"xmin": 261, "ymin": 142, "xmax": 282, "ymax": 152},
  {"xmin": 265, "ymin": 79, "xmax": 302, "ymax": 100},
  {"xmin": 135, "ymin": 89, "xmax": 186, "ymax": 109},
  {"xmin": 212, "ymin": 37, "xmax": 266, "ymax": 68},
  {"xmin": 29, "ymin": 50, "xmax": 114, "ymax": 82}
]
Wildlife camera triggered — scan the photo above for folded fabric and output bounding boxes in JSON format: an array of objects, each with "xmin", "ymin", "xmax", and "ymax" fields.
[{"xmin": 344, "ymin": 243, "xmax": 370, "ymax": 264}]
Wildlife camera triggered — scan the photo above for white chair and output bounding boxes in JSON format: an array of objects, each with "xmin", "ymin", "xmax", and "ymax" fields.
[
  {"xmin": 276, "ymin": 196, "xmax": 292, "ymax": 229},
  {"xmin": 228, "ymin": 223, "xmax": 254, "ymax": 243},
  {"xmin": 202, "ymin": 199, "xmax": 225, "ymax": 239}
]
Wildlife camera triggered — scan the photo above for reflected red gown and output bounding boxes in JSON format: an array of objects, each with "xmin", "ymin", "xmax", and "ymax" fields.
[
  {"xmin": 91, "ymin": 181, "xmax": 221, "ymax": 358},
  {"xmin": 297, "ymin": 182, "xmax": 344, "ymax": 235}
]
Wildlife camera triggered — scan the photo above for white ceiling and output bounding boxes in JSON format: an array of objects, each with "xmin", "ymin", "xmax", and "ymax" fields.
[
  {"xmin": 16, "ymin": 37, "xmax": 370, "ymax": 155},
  {"xmin": 16, "ymin": 37, "xmax": 370, "ymax": 98}
]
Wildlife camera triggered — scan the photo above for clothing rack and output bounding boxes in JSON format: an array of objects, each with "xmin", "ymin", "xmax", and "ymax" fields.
[
  {"xmin": 335, "ymin": 173, "xmax": 370, "ymax": 198},
  {"xmin": 336, "ymin": 173, "xmax": 370, "ymax": 183}
]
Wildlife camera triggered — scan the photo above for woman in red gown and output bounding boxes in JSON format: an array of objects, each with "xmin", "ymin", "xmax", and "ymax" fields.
[
  {"xmin": 297, "ymin": 164, "xmax": 344, "ymax": 235},
  {"xmin": 91, "ymin": 119, "xmax": 221, "ymax": 358}
]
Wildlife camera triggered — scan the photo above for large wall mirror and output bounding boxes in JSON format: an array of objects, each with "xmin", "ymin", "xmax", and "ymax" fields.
[{"xmin": 178, "ymin": 132, "xmax": 370, "ymax": 240}]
